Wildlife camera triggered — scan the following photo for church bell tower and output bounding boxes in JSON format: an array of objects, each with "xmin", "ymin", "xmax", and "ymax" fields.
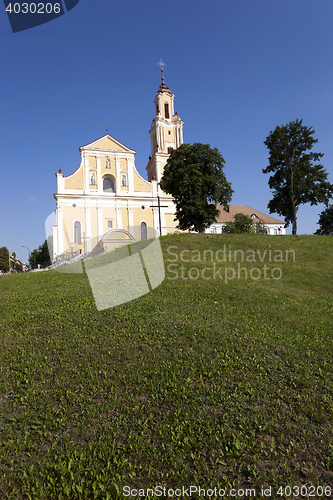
[{"xmin": 146, "ymin": 66, "xmax": 184, "ymax": 185}]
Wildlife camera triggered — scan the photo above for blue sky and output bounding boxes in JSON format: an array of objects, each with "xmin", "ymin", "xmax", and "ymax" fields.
[{"xmin": 1, "ymin": 0, "xmax": 333, "ymax": 263}]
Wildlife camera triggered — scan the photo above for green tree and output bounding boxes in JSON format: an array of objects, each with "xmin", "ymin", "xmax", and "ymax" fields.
[
  {"xmin": 29, "ymin": 240, "xmax": 51, "ymax": 269},
  {"xmin": 221, "ymin": 213, "xmax": 256, "ymax": 234},
  {"xmin": 0, "ymin": 246, "xmax": 9, "ymax": 273},
  {"xmin": 315, "ymin": 205, "xmax": 333, "ymax": 235},
  {"xmin": 160, "ymin": 143, "xmax": 233, "ymax": 233},
  {"xmin": 263, "ymin": 119, "xmax": 333, "ymax": 235},
  {"xmin": 12, "ymin": 261, "xmax": 23, "ymax": 273},
  {"xmin": 253, "ymin": 219, "xmax": 268, "ymax": 234}
]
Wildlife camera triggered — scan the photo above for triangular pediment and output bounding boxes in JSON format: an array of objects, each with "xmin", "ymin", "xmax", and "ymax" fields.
[{"xmin": 80, "ymin": 134, "xmax": 136, "ymax": 153}]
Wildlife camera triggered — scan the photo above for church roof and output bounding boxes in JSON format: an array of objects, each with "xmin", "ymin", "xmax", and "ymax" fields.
[
  {"xmin": 215, "ymin": 205, "xmax": 284, "ymax": 225},
  {"xmin": 79, "ymin": 134, "xmax": 136, "ymax": 153}
]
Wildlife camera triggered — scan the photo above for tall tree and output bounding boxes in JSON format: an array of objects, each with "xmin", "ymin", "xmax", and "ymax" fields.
[
  {"xmin": 160, "ymin": 143, "xmax": 233, "ymax": 233},
  {"xmin": 0, "ymin": 246, "xmax": 9, "ymax": 273},
  {"xmin": 315, "ymin": 205, "xmax": 333, "ymax": 235},
  {"xmin": 263, "ymin": 119, "xmax": 333, "ymax": 235},
  {"xmin": 29, "ymin": 240, "xmax": 51, "ymax": 269}
]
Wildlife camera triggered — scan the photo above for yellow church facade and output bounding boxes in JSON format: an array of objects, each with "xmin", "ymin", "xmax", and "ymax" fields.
[{"xmin": 52, "ymin": 71, "xmax": 184, "ymax": 261}]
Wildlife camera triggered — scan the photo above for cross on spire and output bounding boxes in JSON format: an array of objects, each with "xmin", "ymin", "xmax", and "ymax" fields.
[
  {"xmin": 157, "ymin": 58, "xmax": 166, "ymax": 70},
  {"xmin": 157, "ymin": 58, "xmax": 166, "ymax": 87},
  {"xmin": 157, "ymin": 58, "xmax": 171, "ymax": 93}
]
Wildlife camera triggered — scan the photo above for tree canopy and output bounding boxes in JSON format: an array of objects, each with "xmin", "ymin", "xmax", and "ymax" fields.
[
  {"xmin": 29, "ymin": 239, "xmax": 51, "ymax": 269},
  {"xmin": 263, "ymin": 119, "xmax": 333, "ymax": 235},
  {"xmin": 221, "ymin": 213, "xmax": 255, "ymax": 234},
  {"xmin": 0, "ymin": 246, "xmax": 9, "ymax": 273},
  {"xmin": 159, "ymin": 143, "xmax": 233, "ymax": 233},
  {"xmin": 315, "ymin": 205, "xmax": 333, "ymax": 235},
  {"xmin": 221, "ymin": 213, "xmax": 268, "ymax": 234}
]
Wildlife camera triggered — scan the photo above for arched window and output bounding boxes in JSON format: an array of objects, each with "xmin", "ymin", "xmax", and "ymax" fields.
[
  {"xmin": 140, "ymin": 222, "xmax": 147, "ymax": 240},
  {"xmin": 164, "ymin": 102, "xmax": 169, "ymax": 119},
  {"xmin": 90, "ymin": 172, "xmax": 96, "ymax": 185},
  {"xmin": 103, "ymin": 177, "xmax": 115, "ymax": 193},
  {"xmin": 121, "ymin": 175, "xmax": 127, "ymax": 187},
  {"xmin": 74, "ymin": 221, "xmax": 81, "ymax": 243}
]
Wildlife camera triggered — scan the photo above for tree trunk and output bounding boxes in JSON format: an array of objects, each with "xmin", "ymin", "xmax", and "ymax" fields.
[
  {"xmin": 291, "ymin": 195, "xmax": 297, "ymax": 235},
  {"xmin": 292, "ymin": 218, "xmax": 297, "ymax": 235},
  {"xmin": 290, "ymin": 158, "xmax": 297, "ymax": 235}
]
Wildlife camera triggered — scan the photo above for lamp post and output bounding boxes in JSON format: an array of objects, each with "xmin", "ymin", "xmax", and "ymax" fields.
[
  {"xmin": 0, "ymin": 230, "xmax": 10, "ymax": 273},
  {"xmin": 22, "ymin": 245, "xmax": 31, "ymax": 269},
  {"xmin": 149, "ymin": 182, "xmax": 168, "ymax": 237}
]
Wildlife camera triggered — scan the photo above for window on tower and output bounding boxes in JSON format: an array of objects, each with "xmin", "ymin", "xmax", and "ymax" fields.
[{"xmin": 164, "ymin": 102, "xmax": 169, "ymax": 119}]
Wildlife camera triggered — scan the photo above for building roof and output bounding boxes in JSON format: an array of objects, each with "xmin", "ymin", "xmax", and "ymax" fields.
[{"xmin": 215, "ymin": 205, "xmax": 284, "ymax": 225}]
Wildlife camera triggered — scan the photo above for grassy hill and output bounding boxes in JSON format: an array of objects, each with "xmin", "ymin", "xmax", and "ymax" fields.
[{"xmin": 0, "ymin": 234, "xmax": 332, "ymax": 499}]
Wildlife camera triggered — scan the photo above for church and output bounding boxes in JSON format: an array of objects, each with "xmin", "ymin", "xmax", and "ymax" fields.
[
  {"xmin": 51, "ymin": 70, "xmax": 285, "ymax": 262},
  {"xmin": 51, "ymin": 69, "xmax": 184, "ymax": 261}
]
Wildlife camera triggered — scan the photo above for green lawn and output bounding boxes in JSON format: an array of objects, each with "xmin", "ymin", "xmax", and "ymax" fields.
[{"xmin": 0, "ymin": 234, "xmax": 332, "ymax": 499}]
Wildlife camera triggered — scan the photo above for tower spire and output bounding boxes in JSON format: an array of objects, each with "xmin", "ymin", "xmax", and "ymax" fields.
[
  {"xmin": 146, "ymin": 62, "xmax": 184, "ymax": 183},
  {"xmin": 157, "ymin": 59, "xmax": 169, "ymax": 92},
  {"xmin": 161, "ymin": 67, "xmax": 166, "ymax": 89}
]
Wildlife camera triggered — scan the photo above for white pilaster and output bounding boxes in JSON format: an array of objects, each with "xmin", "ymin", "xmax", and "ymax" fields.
[
  {"xmin": 150, "ymin": 134, "xmax": 154, "ymax": 156},
  {"xmin": 57, "ymin": 206, "xmax": 64, "ymax": 255},
  {"xmin": 160, "ymin": 125, "xmax": 164, "ymax": 151},
  {"xmin": 97, "ymin": 155, "xmax": 102, "ymax": 193},
  {"xmin": 98, "ymin": 206, "xmax": 103, "ymax": 241},
  {"xmin": 128, "ymin": 156, "xmax": 134, "ymax": 195},
  {"xmin": 116, "ymin": 157, "xmax": 120, "ymax": 193},
  {"xmin": 56, "ymin": 173, "xmax": 64, "ymax": 194},
  {"xmin": 151, "ymin": 180, "xmax": 157, "ymax": 197},
  {"xmin": 161, "ymin": 208, "xmax": 166, "ymax": 236},
  {"xmin": 156, "ymin": 123, "xmax": 159, "ymax": 150},
  {"xmin": 128, "ymin": 207, "xmax": 134, "ymax": 237},
  {"xmin": 116, "ymin": 207, "xmax": 122, "ymax": 229},
  {"xmin": 52, "ymin": 225, "xmax": 58, "ymax": 260},
  {"xmin": 83, "ymin": 152, "xmax": 88, "ymax": 193},
  {"xmin": 153, "ymin": 207, "xmax": 159, "ymax": 237},
  {"xmin": 85, "ymin": 204, "xmax": 91, "ymax": 252}
]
